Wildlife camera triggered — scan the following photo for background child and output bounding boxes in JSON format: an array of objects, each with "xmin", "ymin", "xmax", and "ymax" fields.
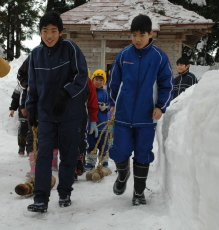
[
  {"xmin": 109, "ymin": 14, "xmax": 174, "ymax": 206},
  {"xmin": 75, "ymin": 76, "xmax": 98, "ymax": 180},
  {"xmin": 173, "ymin": 56, "xmax": 198, "ymax": 99},
  {"xmin": 9, "ymin": 84, "xmax": 28, "ymax": 155},
  {"xmin": 85, "ymin": 69, "xmax": 109, "ymax": 171}
]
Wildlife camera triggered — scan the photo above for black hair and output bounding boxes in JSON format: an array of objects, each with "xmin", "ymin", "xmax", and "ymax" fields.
[
  {"xmin": 130, "ymin": 14, "xmax": 152, "ymax": 33},
  {"xmin": 39, "ymin": 12, "xmax": 63, "ymax": 32},
  {"xmin": 176, "ymin": 56, "xmax": 190, "ymax": 65}
]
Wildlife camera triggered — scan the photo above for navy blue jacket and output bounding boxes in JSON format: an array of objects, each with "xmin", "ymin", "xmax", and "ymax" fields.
[
  {"xmin": 109, "ymin": 40, "xmax": 174, "ymax": 127},
  {"xmin": 173, "ymin": 70, "xmax": 197, "ymax": 99},
  {"xmin": 26, "ymin": 37, "xmax": 88, "ymax": 122}
]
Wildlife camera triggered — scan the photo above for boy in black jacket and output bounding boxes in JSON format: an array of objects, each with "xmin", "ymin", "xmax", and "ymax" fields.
[
  {"xmin": 26, "ymin": 12, "xmax": 87, "ymax": 213},
  {"xmin": 173, "ymin": 56, "xmax": 198, "ymax": 99},
  {"xmin": 9, "ymin": 85, "xmax": 28, "ymax": 155}
]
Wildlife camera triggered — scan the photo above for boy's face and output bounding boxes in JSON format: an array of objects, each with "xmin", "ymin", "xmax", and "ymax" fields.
[
  {"xmin": 93, "ymin": 76, "xmax": 104, "ymax": 88},
  {"xmin": 177, "ymin": 63, "xmax": 190, "ymax": 74},
  {"xmin": 40, "ymin": 24, "xmax": 63, "ymax": 47},
  {"xmin": 131, "ymin": 30, "xmax": 153, "ymax": 49}
]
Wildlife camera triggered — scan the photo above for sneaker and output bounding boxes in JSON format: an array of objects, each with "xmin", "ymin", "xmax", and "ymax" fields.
[
  {"xmin": 84, "ymin": 153, "xmax": 97, "ymax": 171},
  {"xmin": 84, "ymin": 163, "xmax": 95, "ymax": 171},
  {"xmin": 59, "ymin": 195, "xmax": 71, "ymax": 208},
  {"xmin": 27, "ymin": 202, "xmax": 48, "ymax": 213},
  {"xmin": 26, "ymin": 171, "xmax": 35, "ymax": 178},
  {"xmin": 103, "ymin": 162, "xmax": 108, "ymax": 168}
]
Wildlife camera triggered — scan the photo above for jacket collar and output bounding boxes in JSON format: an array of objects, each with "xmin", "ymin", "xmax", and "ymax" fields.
[
  {"xmin": 41, "ymin": 36, "xmax": 63, "ymax": 54},
  {"xmin": 133, "ymin": 38, "xmax": 153, "ymax": 53},
  {"xmin": 178, "ymin": 69, "xmax": 189, "ymax": 77}
]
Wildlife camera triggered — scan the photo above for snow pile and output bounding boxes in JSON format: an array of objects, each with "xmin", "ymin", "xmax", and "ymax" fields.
[
  {"xmin": 159, "ymin": 70, "xmax": 219, "ymax": 230},
  {"xmin": 0, "ymin": 55, "xmax": 27, "ymax": 135},
  {"xmin": 191, "ymin": 0, "xmax": 206, "ymax": 6},
  {"xmin": 190, "ymin": 65, "xmax": 210, "ymax": 81}
]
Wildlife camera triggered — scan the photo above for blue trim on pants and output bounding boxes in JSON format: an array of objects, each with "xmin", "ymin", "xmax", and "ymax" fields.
[
  {"xmin": 109, "ymin": 124, "xmax": 155, "ymax": 163},
  {"xmin": 34, "ymin": 119, "xmax": 81, "ymax": 203}
]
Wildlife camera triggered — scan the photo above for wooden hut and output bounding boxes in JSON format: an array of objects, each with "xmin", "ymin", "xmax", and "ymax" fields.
[{"xmin": 61, "ymin": 0, "xmax": 214, "ymax": 76}]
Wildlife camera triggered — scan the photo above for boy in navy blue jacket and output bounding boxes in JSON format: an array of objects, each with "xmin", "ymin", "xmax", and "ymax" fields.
[
  {"xmin": 109, "ymin": 14, "xmax": 174, "ymax": 206},
  {"xmin": 173, "ymin": 56, "xmax": 198, "ymax": 99},
  {"xmin": 85, "ymin": 69, "xmax": 109, "ymax": 170},
  {"xmin": 26, "ymin": 12, "xmax": 87, "ymax": 212}
]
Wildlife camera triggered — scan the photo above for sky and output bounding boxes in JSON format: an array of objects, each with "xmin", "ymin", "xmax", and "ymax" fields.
[{"xmin": 0, "ymin": 55, "xmax": 219, "ymax": 229}]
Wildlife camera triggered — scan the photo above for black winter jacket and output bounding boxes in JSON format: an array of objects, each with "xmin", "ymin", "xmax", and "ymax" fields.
[
  {"xmin": 26, "ymin": 37, "xmax": 88, "ymax": 122},
  {"xmin": 173, "ymin": 70, "xmax": 197, "ymax": 99}
]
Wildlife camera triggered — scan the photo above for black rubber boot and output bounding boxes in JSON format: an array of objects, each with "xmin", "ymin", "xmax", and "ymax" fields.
[
  {"xmin": 27, "ymin": 202, "xmax": 48, "ymax": 213},
  {"xmin": 113, "ymin": 159, "xmax": 130, "ymax": 195},
  {"xmin": 132, "ymin": 160, "xmax": 149, "ymax": 206},
  {"xmin": 59, "ymin": 195, "xmax": 71, "ymax": 208}
]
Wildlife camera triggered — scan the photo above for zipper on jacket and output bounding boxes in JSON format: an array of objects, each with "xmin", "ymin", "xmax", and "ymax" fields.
[
  {"xmin": 178, "ymin": 75, "xmax": 182, "ymax": 97},
  {"xmin": 48, "ymin": 49, "xmax": 51, "ymax": 56},
  {"xmin": 131, "ymin": 50, "xmax": 142, "ymax": 127}
]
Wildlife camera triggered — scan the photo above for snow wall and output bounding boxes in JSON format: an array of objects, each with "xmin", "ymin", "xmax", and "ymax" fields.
[{"xmin": 156, "ymin": 70, "xmax": 219, "ymax": 230}]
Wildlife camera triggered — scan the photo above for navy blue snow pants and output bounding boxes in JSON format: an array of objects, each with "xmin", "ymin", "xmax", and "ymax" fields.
[
  {"xmin": 34, "ymin": 119, "xmax": 81, "ymax": 204},
  {"xmin": 109, "ymin": 124, "xmax": 155, "ymax": 164}
]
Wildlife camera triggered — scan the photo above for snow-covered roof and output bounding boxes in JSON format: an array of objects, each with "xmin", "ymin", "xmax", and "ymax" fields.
[{"xmin": 61, "ymin": 0, "xmax": 213, "ymax": 32}]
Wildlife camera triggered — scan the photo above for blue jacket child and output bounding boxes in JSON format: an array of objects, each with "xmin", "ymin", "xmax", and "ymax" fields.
[
  {"xmin": 108, "ymin": 14, "xmax": 174, "ymax": 206},
  {"xmin": 85, "ymin": 69, "xmax": 109, "ymax": 170},
  {"xmin": 26, "ymin": 12, "xmax": 88, "ymax": 212}
]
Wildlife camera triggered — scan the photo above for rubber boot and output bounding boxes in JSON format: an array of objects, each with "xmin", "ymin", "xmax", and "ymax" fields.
[
  {"xmin": 132, "ymin": 160, "xmax": 150, "ymax": 206},
  {"xmin": 52, "ymin": 149, "xmax": 58, "ymax": 171},
  {"xmin": 26, "ymin": 151, "xmax": 35, "ymax": 178},
  {"xmin": 113, "ymin": 159, "xmax": 130, "ymax": 195}
]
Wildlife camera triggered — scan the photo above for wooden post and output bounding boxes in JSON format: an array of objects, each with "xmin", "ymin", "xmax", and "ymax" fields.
[
  {"xmin": 178, "ymin": 39, "xmax": 182, "ymax": 57},
  {"xmin": 101, "ymin": 39, "xmax": 106, "ymax": 70}
]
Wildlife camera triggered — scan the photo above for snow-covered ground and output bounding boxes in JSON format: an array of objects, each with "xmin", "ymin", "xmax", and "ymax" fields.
[{"xmin": 1, "ymin": 55, "xmax": 219, "ymax": 229}]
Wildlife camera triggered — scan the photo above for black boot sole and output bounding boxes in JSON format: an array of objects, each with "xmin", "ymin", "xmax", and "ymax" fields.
[
  {"xmin": 113, "ymin": 170, "xmax": 130, "ymax": 195},
  {"xmin": 132, "ymin": 197, "xmax": 146, "ymax": 206},
  {"xmin": 59, "ymin": 200, "xmax": 72, "ymax": 208},
  {"xmin": 27, "ymin": 205, "xmax": 48, "ymax": 213}
]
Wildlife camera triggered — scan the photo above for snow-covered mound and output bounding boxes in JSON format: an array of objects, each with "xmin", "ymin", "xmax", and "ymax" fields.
[{"xmin": 159, "ymin": 70, "xmax": 219, "ymax": 230}]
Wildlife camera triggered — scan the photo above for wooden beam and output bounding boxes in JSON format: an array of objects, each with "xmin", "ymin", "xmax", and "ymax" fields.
[{"xmin": 92, "ymin": 47, "xmax": 122, "ymax": 53}]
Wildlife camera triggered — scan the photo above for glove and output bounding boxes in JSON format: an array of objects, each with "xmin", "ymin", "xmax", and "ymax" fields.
[
  {"xmin": 90, "ymin": 121, "xmax": 98, "ymax": 138},
  {"xmin": 53, "ymin": 88, "xmax": 70, "ymax": 116},
  {"xmin": 28, "ymin": 110, "xmax": 38, "ymax": 127},
  {"xmin": 98, "ymin": 102, "xmax": 108, "ymax": 112}
]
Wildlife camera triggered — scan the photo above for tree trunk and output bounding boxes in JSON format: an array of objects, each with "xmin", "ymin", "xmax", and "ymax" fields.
[{"xmin": 7, "ymin": 4, "xmax": 14, "ymax": 61}]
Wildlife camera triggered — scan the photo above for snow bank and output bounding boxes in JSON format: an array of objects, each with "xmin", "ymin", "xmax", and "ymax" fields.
[
  {"xmin": 0, "ymin": 55, "xmax": 27, "ymax": 135},
  {"xmin": 158, "ymin": 70, "xmax": 219, "ymax": 230}
]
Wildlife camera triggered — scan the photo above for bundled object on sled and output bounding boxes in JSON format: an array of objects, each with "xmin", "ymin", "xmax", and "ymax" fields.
[
  {"xmin": 14, "ymin": 126, "xmax": 57, "ymax": 195},
  {"xmin": 15, "ymin": 175, "xmax": 56, "ymax": 196},
  {"xmin": 86, "ymin": 117, "xmax": 114, "ymax": 182}
]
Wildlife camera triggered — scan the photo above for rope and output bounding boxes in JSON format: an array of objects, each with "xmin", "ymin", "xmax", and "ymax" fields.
[
  {"xmin": 89, "ymin": 116, "xmax": 114, "ymax": 173},
  {"xmin": 32, "ymin": 126, "xmax": 38, "ymax": 166},
  {"xmin": 24, "ymin": 181, "xmax": 34, "ymax": 196}
]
